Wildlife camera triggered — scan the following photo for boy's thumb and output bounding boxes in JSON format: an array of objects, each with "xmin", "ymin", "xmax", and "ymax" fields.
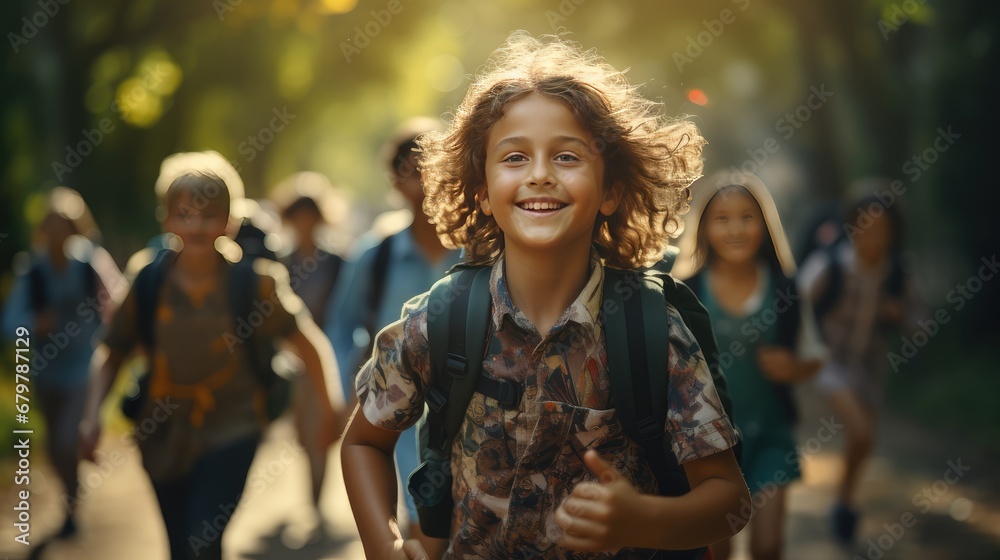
[{"xmin": 583, "ymin": 449, "xmax": 619, "ymax": 484}]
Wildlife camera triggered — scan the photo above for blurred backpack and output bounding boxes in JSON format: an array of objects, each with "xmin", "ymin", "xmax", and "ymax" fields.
[
  {"xmin": 796, "ymin": 205, "xmax": 905, "ymax": 323},
  {"xmin": 407, "ymin": 259, "xmax": 737, "ymax": 560},
  {"xmin": 120, "ymin": 249, "xmax": 289, "ymax": 422}
]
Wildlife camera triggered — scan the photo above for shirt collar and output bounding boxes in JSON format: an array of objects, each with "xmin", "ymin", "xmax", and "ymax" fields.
[{"xmin": 489, "ymin": 251, "xmax": 605, "ymax": 338}]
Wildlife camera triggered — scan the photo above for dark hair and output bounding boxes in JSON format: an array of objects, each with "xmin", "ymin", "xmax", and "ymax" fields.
[
  {"xmin": 844, "ymin": 194, "xmax": 904, "ymax": 255},
  {"xmin": 281, "ymin": 196, "xmax": 323, "ymax": 220},
  {"xmin": 164, "ymin": 172, "xmax": 231, "ymax": 218},
  {"xmin": 391, "ymin": 139, "xmax": 421, "ymax": 178}
]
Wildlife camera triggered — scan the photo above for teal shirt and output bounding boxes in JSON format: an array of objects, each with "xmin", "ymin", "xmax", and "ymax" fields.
[{"xmin": 697, "ymin": 268, "xmax": 800, "ymax": 489}]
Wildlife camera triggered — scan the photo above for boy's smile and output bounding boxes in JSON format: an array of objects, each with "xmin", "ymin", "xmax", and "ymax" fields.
[{"xmin": 480, "ymin": 92, "xmax": 617, "ymax": 257}]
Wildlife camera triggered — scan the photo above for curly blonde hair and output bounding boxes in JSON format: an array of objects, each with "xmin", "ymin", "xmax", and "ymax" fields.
[{"xmin": 419, "ymin": 32, "xmax": 705, "ymax": 269}]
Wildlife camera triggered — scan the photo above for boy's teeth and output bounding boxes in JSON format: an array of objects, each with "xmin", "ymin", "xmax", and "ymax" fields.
[{"xmin": 520, "ymin": 202, "xmax": 564, "ymax": 210}]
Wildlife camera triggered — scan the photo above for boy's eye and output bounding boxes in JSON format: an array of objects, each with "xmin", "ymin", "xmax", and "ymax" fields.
[
  {"xmin": 555, "ymin": 153, "xmax": 579, "ymax": 162},
  {"xmin": 715, "ymin": 215, "xmax": 728, "ymax": 222},
  {"xmin": 503, "ymin": 154, "xmax": 527, "ymax": 163}
]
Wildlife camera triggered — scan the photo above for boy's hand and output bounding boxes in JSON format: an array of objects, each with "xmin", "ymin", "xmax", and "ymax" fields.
[
  {"xmin": 555, "ymin": 450, "xmax": 644, "ymax": 553},
  {"xmin": 387, "ymin": 538, "xmax": 430, "ymax": 560},
  {"xmin": 79, "ymin": 416, "xmax": 101, "ymax": 463},
  {"xmin": 756, "ymin": 346, "xmax": 796, "ymax": 383}
]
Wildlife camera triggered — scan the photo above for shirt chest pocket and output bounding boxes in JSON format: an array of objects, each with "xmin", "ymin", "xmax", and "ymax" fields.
[{"xmin": 497, "ymin": 401, "xmax": 657, "ymax": 556}]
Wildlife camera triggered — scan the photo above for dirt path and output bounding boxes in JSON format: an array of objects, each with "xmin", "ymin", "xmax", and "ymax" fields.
[{"xmin": 1, "ymin": 393, "xmax": 997, "ymax": 560}]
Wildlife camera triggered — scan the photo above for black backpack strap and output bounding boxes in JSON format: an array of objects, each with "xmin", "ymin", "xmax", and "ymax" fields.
[
  {"xmin": 812, "ymin": 242, "xmax": 843, "ymax": 321},
  {"xmin": 425, "ymin": 266, "xmax": 491, "ymax": 454},
  {"xmin": 135, "ymin": 249, "xmax": 177, "ymax": 351},
  {"xmin": 316, "ymin": 251, "xmax": 344, "ymax": 326},
  {"xmin": 363, "ymin": 235, "xmax": 395, "ymax": 337},
  {"xmin": 771, "ymin": 272, "xmax": 802, "ymax": 424},
  {"xmin": 228, "ymin": 257, "xmax": 279, "ymax": 388},
  {"xmin": 604, "ymin": 269, "xmax": 672, "ymax": 490}
]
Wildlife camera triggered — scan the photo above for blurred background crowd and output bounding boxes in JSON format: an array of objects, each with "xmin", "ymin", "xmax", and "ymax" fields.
[{"xmin": 1, "ymin": 0, "xmax": 997, "ymax": 559}]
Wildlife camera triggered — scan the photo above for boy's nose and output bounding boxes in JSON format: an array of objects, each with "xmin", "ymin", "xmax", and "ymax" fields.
[{"xmin": 526, "ymin": 160, "xmax": 555, "ymax": 187}]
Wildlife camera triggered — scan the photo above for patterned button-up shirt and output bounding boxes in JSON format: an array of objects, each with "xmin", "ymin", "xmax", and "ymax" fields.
[{"xmin": 357, "ymin": 253, "xmax": 737, "ymax": 559}]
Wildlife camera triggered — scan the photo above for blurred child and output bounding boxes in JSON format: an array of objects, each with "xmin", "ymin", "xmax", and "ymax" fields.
[
  {"xmin": 798, "ymin": 184, "xmax": 917, "ymax": 544},
  {"xmin": 325, "ymin": 118, "xmax": 462, "ymax": 554},
  {"xmin": 341, "ymin": 33, "xmax": 748, "ymax": 559},
  {"xmin": 79, "ymin": 170, "xmax": 343, "ymax": 560},
  {"xmin": 676, "ymin": 172, "xmax": 825, "ymax": 560},
  {"xmin": 274, "ymin": 171, "xmax": 349, "ymax": 540},
  {"xmin": 2, "ymin": 187, "xmax": 124, "ymax": 538}
]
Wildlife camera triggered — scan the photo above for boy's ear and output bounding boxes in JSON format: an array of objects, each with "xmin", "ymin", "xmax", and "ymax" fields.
[
  {"xmin": 599, "ymin": 181, "xmax": 622, "ymax": 217},
  {"xmin": 478, "ymin": 185, "xmax": 493, "ymax": 216}
]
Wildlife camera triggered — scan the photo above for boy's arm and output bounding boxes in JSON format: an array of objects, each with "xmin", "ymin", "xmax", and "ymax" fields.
[
  {"xmin": 281, "ymin": 317, "xmax": 345, "ymax": 446},
  {"xmin": 79, "ymin": 344, "xmax": 126, "ymax": 461},
  {"xmin": 556, "ymin": 448, "xmax": 748, "ymax": 552},
  {"xmin": 342, "ymin": 404, "xmax": 430, "ymax": 560}
]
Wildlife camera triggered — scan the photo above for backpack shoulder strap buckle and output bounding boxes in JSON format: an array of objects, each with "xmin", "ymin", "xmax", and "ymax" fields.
[
  {"xmin": 445, "ymin": 353, "xmax": 467, "ymax": 379},
  {"xmin": 426, "ymin": 386, "xmax": 448, "ymax": 413},
  {"xmin": 636, "ymin": 414, "xmax": 662, "ymax": 442},
  {"xmin": 475, "ymin": 375, "xmax": 523, "ymax": 410}
]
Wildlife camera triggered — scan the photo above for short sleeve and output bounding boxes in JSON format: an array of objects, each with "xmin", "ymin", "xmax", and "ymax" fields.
[
  {"xmin": 355, "ymin": 292, "xmax": 432, "ymax": 432},
  {"xmin": 664, "ymin": 305, "xmax": 739, "ymax": 465}
]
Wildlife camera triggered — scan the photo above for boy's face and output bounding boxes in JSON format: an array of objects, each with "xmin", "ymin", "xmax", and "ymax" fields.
[
  {"xmin": 164, "ymin": 191, "xmax": 230, "ymax": 257},
  {"xmin": 703, "ymin": 190, "xmax": 765, "ymax": 266},
  {"xmin": 392, "ymin": 152, "xmax": 425, "ymax": 209},
  {"xmin": 283, "ymin": 206, "xmax": 321, "ymax": 248},
  {"xmin": 480, "ymin": 92, "xmax": 617, "ymax": 257}
]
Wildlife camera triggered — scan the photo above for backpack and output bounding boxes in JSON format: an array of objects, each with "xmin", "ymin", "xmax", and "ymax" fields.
[
  {"xmin": 810, "ymin": 240, "xmax": 906, "ymax": 323},
  {"xmin": 120, "ymin": 249, "xmax": 289, "ymax": 422},
  {"xmin": 406, "ymin": 263, "xmax": 738, "ymax": 560},
  {"xmin": 356, "ymin": 234, "xmax": 395, "ymax": 373}
]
